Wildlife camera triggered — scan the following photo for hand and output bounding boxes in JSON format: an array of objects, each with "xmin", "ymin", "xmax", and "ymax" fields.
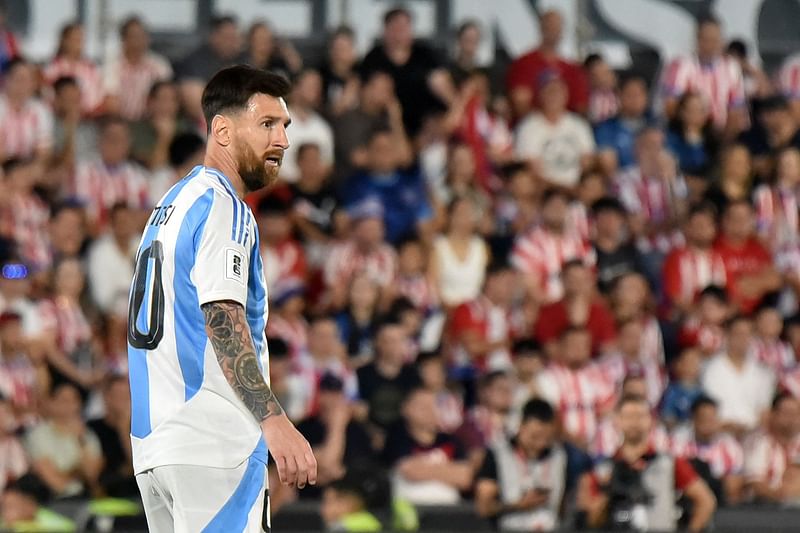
[
  {"xmin": 262, "ymin": 415, "xmax": 318, "ymax": 489},
  {"xmin": 398, "ymin": 456, "xmax": 432, "ymax": 482},
  {"xmin": 514, "ymin": 489, "xmax": 549, "ymax": 511}
]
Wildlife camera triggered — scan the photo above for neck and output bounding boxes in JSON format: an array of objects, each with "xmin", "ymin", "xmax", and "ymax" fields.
[
  {"xmin": 542, "ymin": 109, "xmax": 562, "ymax": 122},
  {"xmin": 594, "ymin": 234, "xmax": 619, "ymax": 251},
  {"xmin": 124, "ymin": 48, "xmax": 144, "ymax": 62},
  {"xmin": 203, "ymin": 154, "xmax": 246, "ymax": 198},
  {"xmin": 538, "ymin": 44, "xmax": 558, "ymax": 58},
  {"xmin": 620, "ymin": 440, "xmax": 649, "ymax": 462},
  {"xmin": 408, "ymin": 424, "xmax": 436, "ymax": 446},
  {"xmin": 351, "ymin": 305, "xmax": 373, "ymax": 323},
  {"xmin": 728, "ymin": 350, "xmax": 747, "ymax": 366},
  {"xmin": 376, "ymin": 357, "xmax": 402, "ymax": 377}
]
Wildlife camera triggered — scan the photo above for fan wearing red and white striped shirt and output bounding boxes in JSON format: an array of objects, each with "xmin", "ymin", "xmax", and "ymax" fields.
[
  {"xmin": 69, "ymin": 118, "xmax": 150, "ymax": 231},
  {"xmin": 511, "ymin": 189, "xmax": 593, "ymax": 304},
  {"xmin": 0, "ymin": 160, "xmax": 52, "ymax": 271},
  {"xmin": 753, "ymin": 306, "xmax": 796, "ymax": 376},
  {"xmin": 660, "ymin": 18, "xmax": 746, "ymax": 133},
  {"xmin": 104, "ymin": 17, "xmax": 173, "ymax": 121},
  {"xmin": 753, "ymin": 148, "xmax": 800, "ymax": 250},
  {"xmin": 777, "ymin": 52, "xmax": 800, "ymax": 105},
  {"xmin": 38, "ymin": 260, "xmax": 93, "ymax": 363},
  {"xmin": 266, "ymin": 281, "xmax": 309, "ymax": 365},
  {"xmin": 0, "ymin": 59, "xmax": 54, "ymax": 162},
  {"xmin": 585, "ymin": 55, "xmax": 619, "ymax": 125},
  {"xmin": 42, "ymin": 24, "xmax": 105, "ymax": 116}
]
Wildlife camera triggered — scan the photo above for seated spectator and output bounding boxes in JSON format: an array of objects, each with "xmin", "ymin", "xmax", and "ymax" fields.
[
  {"xmin": 508, "ymin": 339, "xmax": 544, "ymax": 429},
  {"xmin": 511, "ymin": 189, "xmax": 593, "ymax": 303},
  {"xmin": 0, "ymin": 311, "xmax": 47, "ymax": 424},
  {"xmin": 727, "ymin": 39, "xmax": 771, "ymax": 101},
  {"xmin": 0, "ymin": 58, "xmax": 53, "ymax": 163},
  {"xmin": 494, "ymin": 163, "xmax": 538, "ymax": 237},
  {"xmin": 257, "ymin": 195, "xmax": 307, "ymax": 296},
  {"xmin": 382, "ymin": 386, "xmax": 472, "ymax": 505},
  {"xmin": 280, "ymin": 68, "xmax": 334, "ymax": 183},
  {"xmin": 679, "ymin": 288, "xmax": 727, "ymax": 363},
  {"xmin": 0, "ymin": 158, "xmax": 51, "ymax": 272},
  {"xmin": 47, "ymin": 201, "xmax": 87, "ymax": 263},
  {"xmin": 666, "ymin": 92, "xmax": 718, "ymax": 180},
  {"xmin": 265, "ymin": 278, "xmax": 309, "ymax": 363},
  {"xmin": 0, "ymin": 396, "xmax": 27, "ymax": 493},
  {"xmin": 0, "ymin": 474, "xmax": 75, "ymax": 532},
  {"xmin": 267, "ymin": 337, "xmax": 306, "ymax": 423},
  {"xmin": 129, "ymin": 80, "xmax": 190, "ymax": 170},
  {"xmin": 87, "ymin": 376, "xmax": 135, "ymax": 497},
  {"xmin": 146, "ymin": 132, "xmax": 205, "ymax": 204},
  {"xmin": 456, "ymin": 371, "xmax": 516, "ymax": 468},
  {"xmin": 25, "ymin": 383, "xmax": 102, "ymax": 498},
  {"xmin": 744, "ymin": 393, "xmax": 800, "ymax": 504},
  {"xmin": 594, "ymin": 74, "xmax": 651, "ymax": 173},
  {"xmin": 416, "ymin": 351, "xmax": 463, "ymax": 434},
  {"xmin": 475, "ymin": 398, "xmax": 590, "ymax": 531},
  {"xmin": 703, "ymin": 143, "xmax": 754, "ymax": 215},
  {"xmin": 391, "ymin": 242, "xmax": 435, "ymax": 318},
  {"xmin": 660, "ymin": 348, "xmax": 705, "ymax": 429},
  {"xmin": 591, "ymin": 197, "xmax": 646, "ymax": 294},
  {"xmin": 570, "ymin": 170, "xmax": 605, "ymax": 241},
  {"xmin": 335, "ymin": 274, "xmax": 381, "ymax": 363},
  {"xmin": 741, "ymin": 95, "xmax": 800, "ymax": 179},
  {"xmin": 320, "ymin": 467, "xmax": 389, "ymax": 533},
  {"xmin": 714, "ymin": 200, "xmax": 781, "ymax": 313},
  {"xmin": 753, "ymin": 146, "xmax": 800, "ymax": 250},
  {"xmin": 357, "ymin": 320, "xmax": 420, "ymax": 434},
  {"xmin": 752, "ymin": 303, "xmax": 795, "ymax": 376},
  {"xmin": 534, "ymin": 260, "xmax": 616, "ymax": 358},
  {"xmin": 447, "ymin": 261, "xmax": 515, "ymax": 378},
  {"xmin": 297, "ymin": 373, "xmax": 373, "ymax": 496},
  {"xmin": 242, "ymin": 20, "xmax": 302, "ymax": 79},
  {"xmin": 671, "ymin": 395, "xmax": 745, "ymax": 505},
  {"xmin": 607, "ymin": 272, "xmax": 665, "ymax": 361},
  {"xmin": 50, "ymin": 76, "xmax": 98, "ymax": 174},
  {"xmin": 323, "ymin": 199, "xmax": 397, "ymax": 310},
  {"xmin": 577, "ymin": 394, "xmax": 716, "ymax": 531},
  {"xmin": 662, "ymin": 202, "xmax": 727, "ymax": 316},
  {"xmin": 430, "ymin": 196, "xmax": 489, "ymax": 308},
  {"xmin": 0, "ymin": 259, "xmax": 44, "ymax": 339},
  {"xmin": 505, "ymin": 9, "xmax": 588, "ymax": 119},
  {"xmin": 584, "ymin": 54, "xmax": 618, "ymax": 125},
  {"xmin": 70, "ymin": 116, "xmax": 150, "ymax": 233},
  {"xmin": 536, "ymin": 327, "xmax": 615, "ymax": 450},
  {"xmin": 42, "ymin": 23, "xmax": 105, "ymax": 116},
  {"xmin": 102, "ymin": 17, "xmax": 172, "ymax": 122},
  {"xmin": 702, "ymin": 315, "xmax": 775, "ymax": 437},
  {"xmin": 341, "ymin": 128, "xmax": 433, "ymax": 245},
  {"xmin": 86, "ymin": 203, "xmax": 138, "ymax": 315},
  {"xmin": 514, "ymin": 70, "xmax": 595, "ymax": 188}
]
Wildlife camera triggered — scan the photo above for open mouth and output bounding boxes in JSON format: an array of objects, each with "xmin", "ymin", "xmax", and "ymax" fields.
[{"xmin": 265, "ymin": 156, "xmax": 282, "ymax": 167}]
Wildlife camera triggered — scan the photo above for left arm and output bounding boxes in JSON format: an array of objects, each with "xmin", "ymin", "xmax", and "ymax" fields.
[{"xmin": 683, "ymin": 477, "xmax": 717, "ymax": 532}]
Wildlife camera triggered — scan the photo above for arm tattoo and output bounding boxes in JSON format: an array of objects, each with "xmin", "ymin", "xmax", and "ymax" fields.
[{"xmin": 201, "ymin": 300, "xmax": 284, "ymax": 421}]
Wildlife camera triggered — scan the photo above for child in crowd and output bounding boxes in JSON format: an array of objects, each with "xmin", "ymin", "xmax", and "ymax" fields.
[
  {"xmin": 416, "ymin": 351, "xmax": 463, "ymax": 433},
  {"xmin": 660, "ymin": 347, "xmax": 705, "ymax": 429},
  {"xmin": 679, "ymin": 285, "xmax": 729, "ymax": 358},
  {"xmin": 752, "ymin": 303, "xmax": 795, "ymax": 376}
]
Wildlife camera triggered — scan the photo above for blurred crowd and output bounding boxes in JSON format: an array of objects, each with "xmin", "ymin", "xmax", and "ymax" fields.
[{"xmin": 2, "ymin": 3, "xmax": 800, "ymax": 531}]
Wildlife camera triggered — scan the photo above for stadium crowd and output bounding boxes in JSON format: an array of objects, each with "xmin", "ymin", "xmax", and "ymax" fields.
[{"xmin": 2, "ymin": 3, "xmax": 800, "ymax": 531}]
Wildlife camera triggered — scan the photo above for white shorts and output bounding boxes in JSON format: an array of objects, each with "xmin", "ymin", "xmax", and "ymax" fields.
[{"xmin": 135, "ymin": 455, "xmax": 270, "ymax": 533}]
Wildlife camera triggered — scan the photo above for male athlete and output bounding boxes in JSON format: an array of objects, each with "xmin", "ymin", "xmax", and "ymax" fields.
[{"xmin": 127, "ymin": 65, "xmax": 316, "ymax": 532}]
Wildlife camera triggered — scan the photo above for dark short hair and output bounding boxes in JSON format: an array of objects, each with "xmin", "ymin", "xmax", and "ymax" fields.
[
  {"xmin": 688, "ymin": 201, "xmax": 718, "ymax": 220},
  {"xmin": 618, "ymin": 72, "xmax": 649, "ymax": 91},
  {"xmin": 53, "ymin": 75, "xmax": 78, "ymax": 93},
  {"xmin": 541, "ymin": 187, "xmax": 570, "ymax": 205},
  {"xmin": 169, "ymin": 133, "xmax": 205, "ymax": 167},
  {"xmin": 697, "ymin": 15, "xmax": 720, "ymax": 30},
  {"xmin": 724, "ymin": 313, "xmax": 752, "ymax": 331},
  {"xmin": 479, "ymin": 370, "xmax": 509, "ymax": 390},
  {"xmin": 561, "ymin": 258, "xmax": 588, "ymax": 276},
  {"xmin": 521, "ymin": 398, "xmax": 555, "ymax": 424},
  {"xmin": 296, "ymin": 142, "xmax": 321, "ymax": 162},
  {"xmin": 416, "ymin": 350, "xmax": 443, "ymax": 367},
  {"xmin": 4, "ymin": 56, "xmax": 29, "ymax": 75},
  {"xmin": 616, "ymin": 393, "xmax": 649, "ymax": 411},
  {"xmin": 457, "ymin": 19, "xmax": 480, "ymax": 38},
  {"xmin": 591, "ymin": 196, "xmax": 626, "ymax": 216},
  {"xmin": 583, "ymin": 53, "xmax": 603, "ymax": 69},
  {"xmin": 148, "ymin": 79, "xmax": 176, "ymax": 101},
  {"xmin": 772, "ymin": 391, "xmax": 796, "ymax": 411},
  {"xmin": 691, "ymin": 394, "xmax": 717, "ymax": 415},
  {"xmin": 201, "ymin": 65, "xmax": 291, "ymax": 133},
  {"xmin": 331, "ymin": 25, "xmax": 355, "ymax": 41},
  {"xmin": 119, "ymin": 15, "xmax": 143, "ymax": 38},
  {"xmin": 384, "ymin": 6, "xmax": 412, "ymax": 26},
  {"xmin": 97, "ymin": 114, "xmax": 129, "ymax": 133},
  {"xmin": 512, "ymin": 338, "xmax": 541, "ymax": 356},
  {"xmin": 267, "ymin": 336, "xmax": 290, "ymax": 360},
  {"xmin": 210, "ymin": 15, "xmax": 237, "ymax": 32},
  {"xmin": 727, "ymin": 39, "xmax": 747, "ymax": 59},
  {"xmin": 699, "ymin": 284, "xmax": 728, "ymax": 303}
]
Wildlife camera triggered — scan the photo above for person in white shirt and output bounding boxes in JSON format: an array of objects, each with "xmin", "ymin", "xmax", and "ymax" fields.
[
  {"xmin": 87, "ymin": 203, "xmax": 138, "ymax": 314},
  {"xmin": 514, "ymin": 70, "xmax": 595, "ymax": 188},
  {"xmin": 701, "ymin": 315, "xmax": 775, "ymax": 438}
]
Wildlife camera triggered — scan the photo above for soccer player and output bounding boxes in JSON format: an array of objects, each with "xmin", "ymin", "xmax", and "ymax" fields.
[{"xmin": 127, "ymin": 65, "xmax": 316, "ymax": 532}]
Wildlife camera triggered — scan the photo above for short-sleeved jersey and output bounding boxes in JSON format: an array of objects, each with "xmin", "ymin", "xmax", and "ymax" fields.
[{"xmin": 127, "ymin": 166, "xmax": 269, "ymax": 474}]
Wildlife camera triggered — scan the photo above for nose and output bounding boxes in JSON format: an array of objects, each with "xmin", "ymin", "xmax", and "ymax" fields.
[{"xmin": 273, "ymin": 125, "xmax": 290, "ymax": 150}]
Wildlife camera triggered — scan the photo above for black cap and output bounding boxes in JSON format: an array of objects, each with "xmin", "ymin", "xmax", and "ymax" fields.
[{"xmin": 318, "ymin": 372, "xmax": 344, "ymax": 392}]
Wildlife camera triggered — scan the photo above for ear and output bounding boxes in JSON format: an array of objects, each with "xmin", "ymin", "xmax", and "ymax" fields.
[{"xmin": 211, "ymin": 115, "xmax": 232, "ymax": 146}]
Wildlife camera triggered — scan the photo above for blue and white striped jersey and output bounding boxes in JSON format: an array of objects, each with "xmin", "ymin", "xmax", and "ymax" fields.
[{"xmin": 127, "ymin": 165, "xmax": 269, "ymax": 474}]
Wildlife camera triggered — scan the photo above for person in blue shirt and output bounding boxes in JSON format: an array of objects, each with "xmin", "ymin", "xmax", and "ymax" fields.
[
  {"xmin": 595, "ymin": 74, "xmax": 653, "ymax": 173},
  {"xmin": 666, "ymin": 91, "xmax": 718, "ymax": 178},
  {"xmin": 660, "ymin": 347, "xmax": 705, "ymax": 429},
  {"xmin": 341, "ymin": 128, "xmax": 433, "ymax": 244}
]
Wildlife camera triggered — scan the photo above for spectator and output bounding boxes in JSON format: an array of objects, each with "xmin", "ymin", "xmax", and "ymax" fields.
[
  {"xmin": 508, "ymin": 339, "xmax": 544, "ymax": 425},
  {"xmin": 42, "ymin": 22, "xmax": 105, "ymax": 116},
  {"xmin": 505, "ymin": 9, "xmax": 588, "ymax": 119},
  {"xmin": 746, "ymin": 95, "xmax": 800, "ymax": 180},
  {"xmin": 660, "ymin": 347, "xmax": 705, "ymax": 429},
  {"xmin": 577, "ymin": 394, "xmax": 716, "ymax": 531},
  {"xmin": 590, "ymin": 197, "xmax": 645, "ymax": 294},
  {"xmin": 0, "ymin": 58, "xmax": 54, "ymax": 163},
  {"xmin": 714, "ymin": 200, "xmax": 781, "ymax": 313},
  {"xmin": 0, "ymin": 310, "xmax": 46, "ymax": 424},
  {"xmin": 430, "ymin": 196, "xmax": 489, "ymax": 309},
  {"xmin": 242, "ymin": 21, "xmax": 302, "ymax": 79},
  {"xmin": 752, "ymin": 303, "xmax": 795, "ymax": 376},
  {"xmin": 662, "ymin": 202, "xmax": 727, "ymax": 316},
  {"xmin": 671, "ymin": 395, "xmax": 745, "ymax": 505},
  {"xmin": 678, "ymin": 285, "xmax": 729, "ymax": 357},
  {"xmin": 0, "ymin": 474, "xmax": 75, "ymax": 532},
  {"xmin": 0, "ymin": 4, "xmax": 19, "ymax": 74},
  {"xmin": 103, "ymin": 16, "xmax": 172, "ymax": 121},
  {"xmin": 47, "ymin": 201, "xmax": 87, "ymax": 263},
  {"xmin": 87, "ymin": 376, "xmax": 135, "ymax": 497},
  {"xmin": 257, "ymin": 195, "xmax": 307, "ymax": 295},
  {"xmin": 266, "ymin": 337, "xmax": 306, "ymax": 423},
  {"xmin": 594, "ymin": 74, "xmax": 652, "ymax": 174},
  {"xmin": 0, "ymin": 259, "xmax": 44, "ymax": 340},
  {"xmin": 584, "ymin": 54, "xmax": 618, "ymax": 125},
  {"xmin": 281, "ymin": 68, "xmax": 334, "ymax": 183},
  {"xmin": 383, "ymin": 386, "xmax": 472, "ymax": 505},
  {"xmin": 130, "ymin": 80, "xmax": 190, "ymax": 171},
  {"xmin": 494, "ymin": 162, "xmax": 538, "ymax": 238},
  {"xmin": 323, "ymin": 199, "xmax": 397, "ymax": 310},
  {"xmin": 394, "ymin": 239, "xmax": 438, "ymax": 315},
  {"xmin": 0, "ymin": 158, "xmax": 51, "ymax": 272},
  {"xmin": 50, "ymin": 76, "xmax": 98, "ymax": 173},
  {"xmin": 744, "ymin": 393, "xmax": 800, "ymax": 503},
  {"xmin": 320, "ymin": 467, "xmax": 389, "ymax": 533},
  {"xmin": 514, "ymin": 69, "xmax": 596, "ymax": 188},
  {"xmin": 726, "ymin": 39, "xmax": 771, "ymax": 101},
  {"xmin": 70, "ymin": 116, "xmax": 150, "ymax": 233},
  {"xmin": 570, "ymin": 171, "xmax": 605, "ymax": 241},
  {"xmin": 536, "ymin": 327, "xmax": 614, "ymax": 450},
  {"xmin": 416, "ymin": 351, "xmax": 463, "ymax": 434},
  {"xmin": 360, "ymin": 7, "xmax": 455, "ymax": 135},
  {"xmin": 0, "ymin": 396, "xmax": 26, "ymax": 493},
  {"xmin": 297, "ymin": 373, "xmax": 373, "ymax": 493},
  {"xmin": 432, "ymin": 143, "xmax": 492, "ymax": 224},
  {"xmin": 25, "ymin": 383, "xmax": 102, "ymax": 498},
  {"xmin": 266, "ymin": 278, "xmax": 309, "ymax": 363},
  {"xmin": 457, "ymin": 371, "xmax": 516, "ymax": 468},
  {"xmin": 660, "ymin": 16, "xmax": 746, "ymax": 137},
  {"xmin": 702, "ymin": 315, "xmax": 775, "ymax": 437},
  {"xmin": 754, "ymin": 146, "xmax": 800, "ymax": 250},
  {"xmin": 335, "ymin": 274, "xmax": 380, "ymax": 363},
  {"xmin": 450, "ymin": 20, "xmax": 483, "ymax": 83},
  {"xmin": 704, "ymin": 143, "xmax": 754, "ymax": 215},
  {"xmin": 447, "ymin": 261, "xmax": 515, "ymax": 379},
  {"xmin": 777, "ymin": 53, "xmax": 800, "ymax": 121},
  {"xmin": 534, "ymin": 259, "xmax": 616, "ymax": 358},
  {"xmin": 511, "ymin": 189, "xmax": 593, "ymax": 303},
  {"xmin": 175, "ymin": 15, "xmax": 242, "ymax": 126},
  {"xmin": 319, "ymin": 26, "xmax": 360, "ymax": 116},
  {"xmin": 357, "ymin": 320, "xmax": 420, "ymax": 433},
  {"xmin": 86, "ymin": 203, "xmax": 137, "ymax": 315},
  {"xmin": 475, "ymin": 398, "xmax": 587, "ymax": 531},
  {"xmin": 666, "ymin": 92, "xmax": 718, "ymax": 180},
  {"xmin": 341, "ymin": 128, "xmax": 432, "ymax": 245}
]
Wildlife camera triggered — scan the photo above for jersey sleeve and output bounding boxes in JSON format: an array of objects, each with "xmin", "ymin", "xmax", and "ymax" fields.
[{"xmin": 193, "ymin": 191, "xmax": 252, "ymax": 307}]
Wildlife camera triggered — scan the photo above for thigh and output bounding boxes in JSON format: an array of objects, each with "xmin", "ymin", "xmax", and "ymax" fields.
[
  {"xmin": 136, "ymin": 471, "xmax": 175, "ymax": 533},
  {"xmin": 158, "ymin": 458, "xmax": 268, "ymax": 533}
]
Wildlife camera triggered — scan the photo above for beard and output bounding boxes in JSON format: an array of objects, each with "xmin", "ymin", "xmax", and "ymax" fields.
[{"xmin": 235, "ymin": 141, "xmax": 282, "ymax": 193}]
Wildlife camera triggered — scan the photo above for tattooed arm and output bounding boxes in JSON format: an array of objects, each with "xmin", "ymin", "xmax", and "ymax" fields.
[
  {"xmin": 201, "ymin": 300, "xmax": 282, "ymax": 421},
  {"xmin": 201, "ymin": 300, "xmax": 317, "ymax": 488}
]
